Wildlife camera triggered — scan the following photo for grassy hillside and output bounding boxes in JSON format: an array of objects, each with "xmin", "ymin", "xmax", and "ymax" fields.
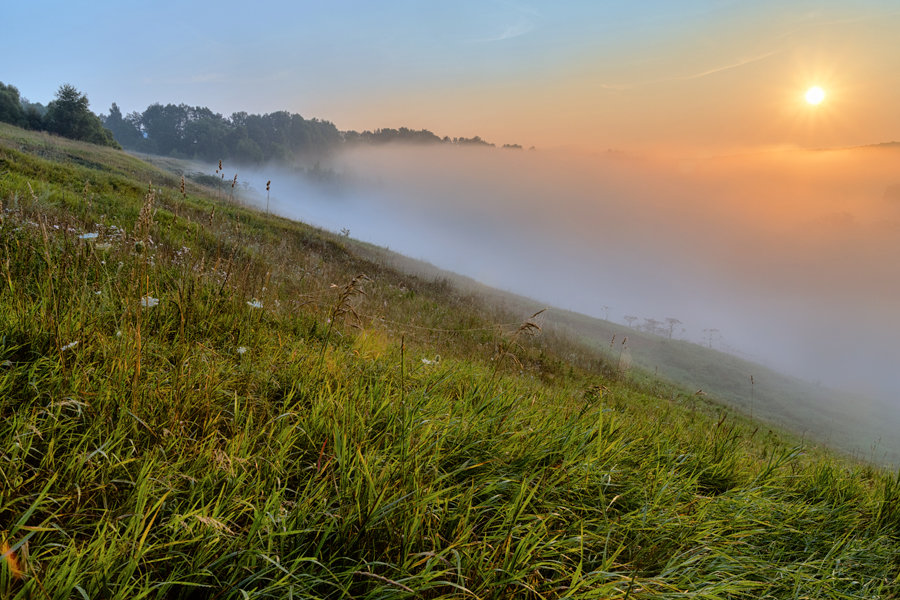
[
  {"xmin": 1, "ymin": 122, "xmax": 899, "ymax": 598},
  {"xmin": 342, "ymin": 243, "xmax": 900, "ymax": 465},
  {"xmin": 543, "ymin": 308, "xmax": 900, "ymax": 465}
]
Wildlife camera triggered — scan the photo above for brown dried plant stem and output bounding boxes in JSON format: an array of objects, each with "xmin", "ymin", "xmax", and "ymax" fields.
[
  {"xmin": 399, "ymin": 334, "xmax": 409, "ymax": 462},
  {"xmin": 315, "ymin": 274, "xmax": 368, "ymax": 379},
  {"xmin": 132, "ymin": 184, "xmax": 155, "ymax": 406},
  {"xmin": 400, "ymin": 335, "xmax": 406, "ymax": 408},
  {"xmin": 487, "ymin": 309, "xmax": 546, "ymax": 394},
  {"xmin": 38, "ymin": 216, "xmax": 64, "ymax": 368}
]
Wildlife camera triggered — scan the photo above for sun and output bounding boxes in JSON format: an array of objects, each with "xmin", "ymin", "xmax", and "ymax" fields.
[{"xmin": 805, "ymin": 86, "xmax": 826, "ymax": 105}]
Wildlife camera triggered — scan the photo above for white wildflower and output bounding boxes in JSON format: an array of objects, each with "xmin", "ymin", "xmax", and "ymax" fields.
[
  {"xmin": 78, "ymin": 232, "xmax": 99, "ymax": 240},
  {"xmin": 141, "ymin": 295, "xmax": 159, "ymax": 308},
  {"xmin": 421, "ymin": 358, "xmax": 433, "ymax": 365},
  {"xmin": 246, "ymin": 299, "xmax": 263, "ymax": 309},
  {"xmin": 61, "ymin": 341, "xmax": 79, "ymax": 351},
  {"xmin": 237, "ymin": 346, "xmax": 248, "ymax": 355}
]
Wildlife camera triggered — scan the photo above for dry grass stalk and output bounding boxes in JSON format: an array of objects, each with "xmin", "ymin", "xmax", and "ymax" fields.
[
  {"xmin": 316, "ymin": 274, "xmax": 370, "ymax": 376},
  {"xmin": 616, "ymin": 336, "xmax": 630, "ymax": 379},
  {"xmin": 82, "ymin": 180, "xmax": 93, "ymax": 210},
  {"xmin": 26, "ymin": 181, "xmax": 39, "ymax": 203},
  {"xmin": 515, "ymin": 308, "xmax": 545, "ymax": 337},
  {"xmin": 328, "ymin": 274, "xmax": 370, "ymax": 328},
  {"xmin": 131, "ymin": 184, "xmax": 156, "ymax": 402},
  {"xmin": 194, "ymin": 515, "xmax": 235, "ymax": 535},
  {"xmin": 489, "ymin": 308, "xmax": 547, "ymax": 388},
  {"xmin": 133, "ymin": 184, "xmax": 155, "ymax": 244}
]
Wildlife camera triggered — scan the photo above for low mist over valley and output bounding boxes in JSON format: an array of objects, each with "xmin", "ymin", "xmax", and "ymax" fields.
[{"xmin": 235, "ymin": 142, "xmax": 900, "ymax": 406}]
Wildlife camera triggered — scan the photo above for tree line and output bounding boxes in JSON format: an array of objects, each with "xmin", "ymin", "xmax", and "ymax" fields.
[
  {"xmin": 105, "ymin": 106, "xmax": 513, "ymax": 163},
  {"xmin": 103, "ymin": 102, "xmax": 342, "ymax": 162},
  {"xmin": 1, "ymin": 80, "xmax": 521, "ymax": 161},
  {"xmin": 0, "ymin": 82, "xmax": 119, "ymax": 148}
]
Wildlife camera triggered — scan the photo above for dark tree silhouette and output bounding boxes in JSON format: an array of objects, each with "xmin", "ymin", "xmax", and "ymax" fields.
[
  {"xmin": 665, "ymin": 317, "xmax": 682, "ymax": 339},
  {"xmin": 44, "ymin": 84, "xmax": 118, "ymax": 147},
  {"xmin": 0, "ymin": 82, "xmax": 26, "ymax": 127}
]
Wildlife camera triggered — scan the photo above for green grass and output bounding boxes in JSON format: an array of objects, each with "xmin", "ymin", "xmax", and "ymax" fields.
[
  {"xmin": 1, "ymin": 121, "xmax": 899, "ymax": 598},
  {"xmin": 364, "ymin": 252, "xmax": 900, "ymax": 466}
]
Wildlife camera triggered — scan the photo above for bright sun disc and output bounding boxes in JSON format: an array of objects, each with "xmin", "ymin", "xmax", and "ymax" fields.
[{"xmin": 805, "ymin": 86, "xmax": 826, "ymax": 105}]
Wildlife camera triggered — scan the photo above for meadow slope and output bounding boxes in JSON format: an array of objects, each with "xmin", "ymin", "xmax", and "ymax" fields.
[{"xmin": 1, "ymin": 123, "xmax": 899, "ymax": 598}]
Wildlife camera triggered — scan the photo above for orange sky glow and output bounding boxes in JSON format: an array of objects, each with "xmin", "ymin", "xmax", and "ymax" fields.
[
  {"xmin": 4, "ymin": 2, "xmax": 899, "ymax": 153},
  {"xmin": 326, "ymin": 6, "xmax": 900, "ymax": 153}
]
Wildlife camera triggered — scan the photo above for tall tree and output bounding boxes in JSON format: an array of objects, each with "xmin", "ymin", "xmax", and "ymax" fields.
[
  {"xmin": 44, "ymin": 84, "xmax": 119, "ymax": 147},
  {"xmin": 664, "ymin": 317, "xmax": 682, "ymax": 339},
  {"xmin": 0, "ymin": 82, "xmax": 26, "ymax": 127},
  {"xmin": 102, "ymin": 102, "xmax": 144, "ymax": 148}
]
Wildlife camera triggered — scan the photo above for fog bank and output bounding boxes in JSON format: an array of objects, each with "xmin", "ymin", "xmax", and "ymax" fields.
[{"xmin": 237, "ymin": 143, "xmax": 900, "ymax": 404}]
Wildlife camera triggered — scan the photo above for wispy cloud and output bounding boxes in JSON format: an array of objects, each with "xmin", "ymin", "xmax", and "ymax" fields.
[
  {"xmin": 466, "ymin": 2, "xmax": 540, "ymax": 44},
  {"xmin": 466, "ymin": 17, "xmax": 535, "ymax": 43},
  {"xmin": 493, "ymin": 19, "xmax": 535, "ymax": 41},
  {"xmin": 677, "ymin": 50, "xmax": 780, "ymax": 81},
  {"xmin": 599, "ymin": 49, "xmax": 780, "ymax": 91}
]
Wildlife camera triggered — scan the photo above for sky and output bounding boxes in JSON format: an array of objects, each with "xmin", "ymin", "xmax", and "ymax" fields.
[{"xmin": 4, "ymin": 0, "xmax": 900, "ymax": 151}]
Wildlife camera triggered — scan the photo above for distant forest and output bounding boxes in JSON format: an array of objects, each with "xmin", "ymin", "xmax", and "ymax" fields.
[
  {"xmin": 1, "ymin": 79, "xmax": 523, "ymax": 162},
  {"xmin": 103, "ymin": 103, "xmax": 522, "ymax": 163}
]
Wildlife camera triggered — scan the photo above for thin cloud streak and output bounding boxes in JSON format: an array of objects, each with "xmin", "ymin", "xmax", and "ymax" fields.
[
  {"xmin": 679, "ymin": 50, "xmax": 780, "ymax": 80},
  {"xmin": 465, "ymin": 1, "xmax": 539, "ymax": 43},
  {"xmin": 599, "ymin": 49, "xmax": 781, "ymax": 91},
  {"xmin": 465, "ymin": 19, "xmax": 536, "ymax": 43}
]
